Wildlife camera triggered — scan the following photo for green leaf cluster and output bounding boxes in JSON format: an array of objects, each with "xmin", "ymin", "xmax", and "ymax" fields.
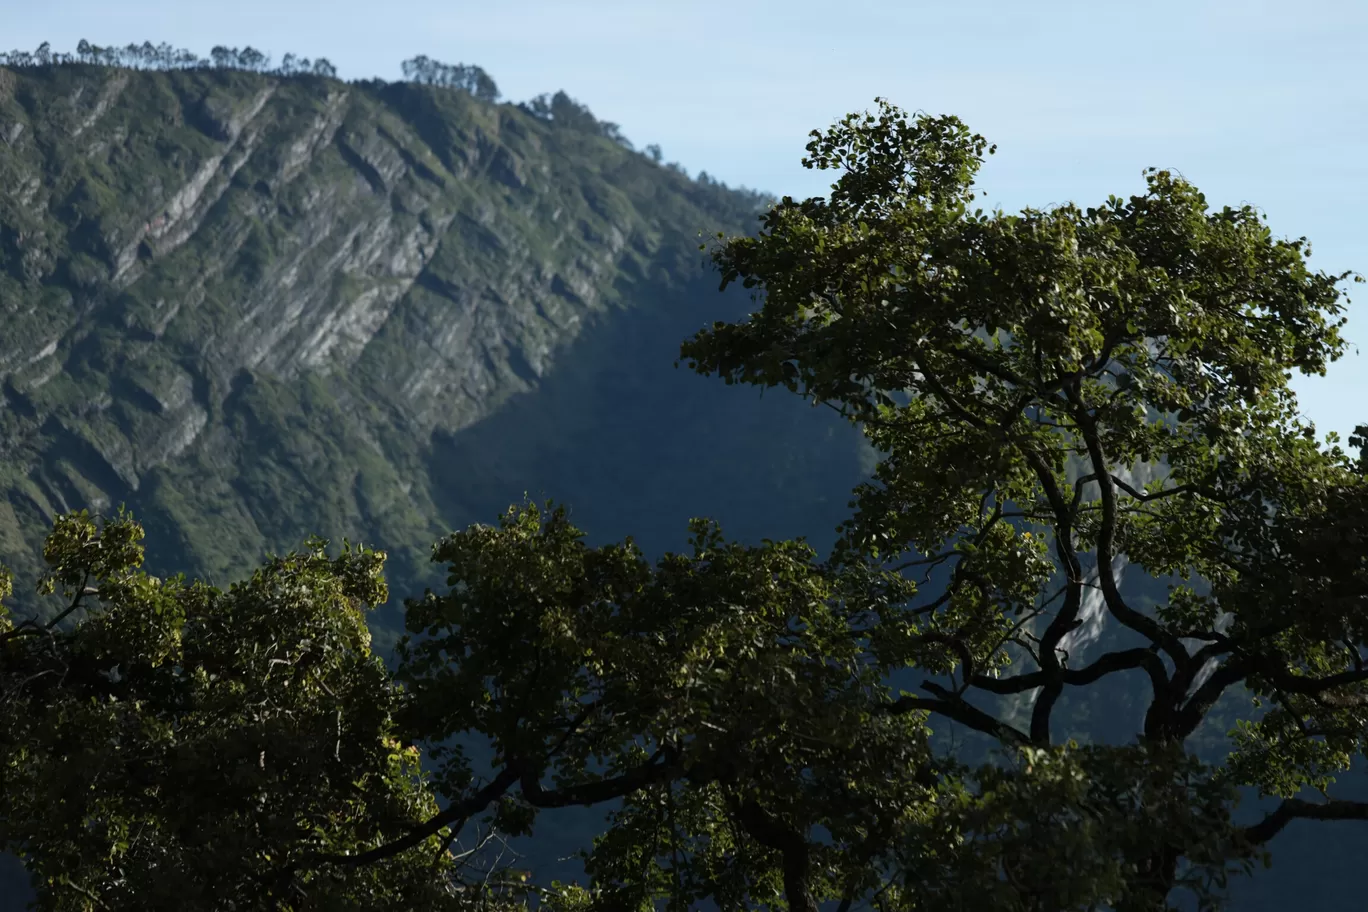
[{"xmin": 0, "ymin": 510, "xmax": 522, "ymax": 910}]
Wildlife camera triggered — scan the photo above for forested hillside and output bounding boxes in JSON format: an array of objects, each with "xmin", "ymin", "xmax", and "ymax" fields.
[
  {"xmin": 0, "ymin": 43, "xmax": 1364, "ymax": 911},
  {"xmin": 0, "ymin": 51, "xmax": 864, "ymax": 638}
]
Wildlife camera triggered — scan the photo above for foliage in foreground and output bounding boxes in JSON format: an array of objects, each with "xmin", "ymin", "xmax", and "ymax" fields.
[
  {"xmin": 0, "ymin": 99, "xmax": 1366, "ymax": 911},
  {"xmin": 0, "ymin": 512, "xmax": 527, "ymax": 910}
]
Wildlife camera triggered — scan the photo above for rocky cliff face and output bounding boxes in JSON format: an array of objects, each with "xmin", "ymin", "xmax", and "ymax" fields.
[{"xmin": 0, "ymin": 63, "xmax": 865, "ymax": 631}]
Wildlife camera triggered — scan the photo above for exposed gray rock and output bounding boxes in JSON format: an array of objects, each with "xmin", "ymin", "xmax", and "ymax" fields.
[
  {"xmin": 0, "ymin": 63, "xmax": 777, "ymax": 624},
  {"xmin": 70, "ymin": 71, "xmax": 128, "ymax": 137}
]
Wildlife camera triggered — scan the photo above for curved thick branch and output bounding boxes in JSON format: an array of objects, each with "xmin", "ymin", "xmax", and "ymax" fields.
[
  {"xmin": 1065, "ymin": 386, "xmax": 1188, "ymax": 714},
  {"xmin": 1174, "ymin": 650, "xmax": 1259, "ymax": 738},
  {"xmin": 1021, "ymin": 445, "xmax": 1086, "ymax": 745},
  {"xmin": 886, "ymin": 684, "xmax": 1030, "ymax": 746},
  {"xmin": 1244, "ymin": 798, "xmax": 1368, "ymax": 845},
  {"xmin": 519, "ymin": 745, "xmax": 681, "ymax": 808},
  {"xmin": 1259, "ymin": 664, "xmax": 1368, "ymax": 700},
  {"xmin": 1176, "ymin": 653, "xmax": 1368, "ymax": 739},
  {"xmin": 971, "ymin": 646, "xmax": 1169, "ymax": 698},
  {"xmin": 732, "ymin": 797, "xmax": 818, "ymax": 912}
]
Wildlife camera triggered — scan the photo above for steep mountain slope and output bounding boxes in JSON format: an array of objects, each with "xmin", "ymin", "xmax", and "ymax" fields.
[{"xmin": 0, "ymin": 63, "xmax": 864, "ymax": 640}]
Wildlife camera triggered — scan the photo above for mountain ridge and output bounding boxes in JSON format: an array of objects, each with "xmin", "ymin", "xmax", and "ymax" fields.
[{"xmin": 0, "ymin": 60, "xmax": 847, "ymax": 638}]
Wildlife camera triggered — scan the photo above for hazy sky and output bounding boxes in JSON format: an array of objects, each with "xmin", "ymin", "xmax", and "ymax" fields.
[{"xmin": 6, "ymin": 0, "xmax": 1366, "ymax": 441}]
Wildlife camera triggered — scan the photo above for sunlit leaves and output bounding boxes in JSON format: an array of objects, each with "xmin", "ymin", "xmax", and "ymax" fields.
[{"xmin": 676, "ymin": 97, "xmax": 1368, "ymax": 906}]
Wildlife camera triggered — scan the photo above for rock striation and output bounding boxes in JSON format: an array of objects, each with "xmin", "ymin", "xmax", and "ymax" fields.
[{"xmin": 0, "ymin": 63, "xmax": 862, "ymax": 619}]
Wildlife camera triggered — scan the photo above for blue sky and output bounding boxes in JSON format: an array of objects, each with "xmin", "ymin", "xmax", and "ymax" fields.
[{"xmin": 6, "ymin": 0, "xmax": 1366, "ymax": 442}]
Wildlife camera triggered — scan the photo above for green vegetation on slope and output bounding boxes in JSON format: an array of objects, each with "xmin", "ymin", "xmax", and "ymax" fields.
[
  {"xmin": 0, "ymin": 55, "xmax": 849, "ymax": 647},
  {"xmin": 3, "ymin": 49, "xmax": 1367, "ymax": 911},
  {"xmin": 1, "ymin": 101, "xmax": 1367, "ymax": 910}
]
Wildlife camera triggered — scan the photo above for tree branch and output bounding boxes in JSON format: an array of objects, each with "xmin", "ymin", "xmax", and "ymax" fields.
[
  {"xmin": 1107, "ymin": 475, "xmax": 1207, "ymax": 504},
  {"xmin": 322, "ymin": 765, "xmax": 522, "ymax": 869},
  {"xmin": 1065, "ymin": 385, "xmax": 1187, "ymax": 726},
  {"xmin": 970, "ymin": 646, "xmax": 1169, "ymax": 698},
  {"xmin": 519, "ymin": 745, "xmax": 681, "ymax": 808},
  {"xmin": 1021, "ymin": 443, "xmax": 1086, "ymax": 745},
  {"xmin": 1244, "ymin": 798, "xmax": 1368, "ymax": 845},
  {"xmin": 885, "ymin": 684, "xmax": 1030, "ymax": 746},
  {"xmin": 732, "ymin": 796, "xmax": 818, "ymax": 912},
  {"xmin": 1260, "ymin": 664, "xmax": 1368, "ymax": 699}
]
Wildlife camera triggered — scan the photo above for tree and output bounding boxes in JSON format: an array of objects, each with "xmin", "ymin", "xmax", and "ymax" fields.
[
  {"xmin": 401, "ymin": 55, "xmax": 501, "ymax": 103},
  {"xmin": 678, "ymin": 99, "xmax": 1368, "ymax": 904},
  {"xmin": 402, "ymin": 54, "xmax": 433, "ymax": 83},
  {"xmin": 238, "ymin": 46, "xmax": 268, "ymax": 72},
  {"xmin": 600, "ymin": 122, "xmax": 632, "ymax": 149},
  {"xmin": 2, "ymin": 96, "xmax": 1364, "ymax": 911},
  {"xmin": 0, "ymin": 511, "xmax": 529, "ymax": 910},
  {"xmin": 389, "ymin": 506, "xmax": 947, "ymax": 912},
  {"xmin": 520, "ymin": 91, "xmax": 619, "ymax": 139},
  {"xmin": 468, "ymin": 67, "xmax": 500, "ymax": 104},
  {"xmin": 380, "ymin": 99, "xmax": 1368, "ymax": 910}
]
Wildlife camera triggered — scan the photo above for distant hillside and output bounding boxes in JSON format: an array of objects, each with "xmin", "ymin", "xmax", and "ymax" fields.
[{"xmin": 0, "ymin": 59, "xmax": 864, "ymax": 647}]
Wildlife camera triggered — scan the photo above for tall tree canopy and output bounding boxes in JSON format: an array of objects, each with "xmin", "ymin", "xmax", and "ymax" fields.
[
  {"xmin": 393, "ymin": 100, "xmax": 1368, "ymax": 910},
  {"xmin": 0, "ymin": 512, "xmax": 527, "ymax": 910},
  {"xmin": 675, "ymin": 99, "xmax": 1368, "ymax": 907},
  {"xmin": 0, "ymin": 99, "xmax": 1365, "ymax": 911}
]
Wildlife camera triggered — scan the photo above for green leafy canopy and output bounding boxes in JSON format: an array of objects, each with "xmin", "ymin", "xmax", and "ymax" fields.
[
  {"xmin": 0, "ymin": 510, "xmax": 527, "ymax": 910},
  {"xmin": 2, "ymin": 98, "xmax": 1367, "ymax": 912}
]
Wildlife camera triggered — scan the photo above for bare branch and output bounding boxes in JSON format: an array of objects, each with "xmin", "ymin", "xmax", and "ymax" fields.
[
  {"xmin": 1244, "ymin": 798, "xmax": 1368, "ymax": 845},
  {"xmin": 885, "ymin": 684, "xmax": 1030, "ymax": 746},
  {"xmin": 519, "ymin": 744, "xmax": 681, "ymax": 808},
  {"xmin": 970, "ymin": 646, "xmax": 1169, "ymax": 698}
]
